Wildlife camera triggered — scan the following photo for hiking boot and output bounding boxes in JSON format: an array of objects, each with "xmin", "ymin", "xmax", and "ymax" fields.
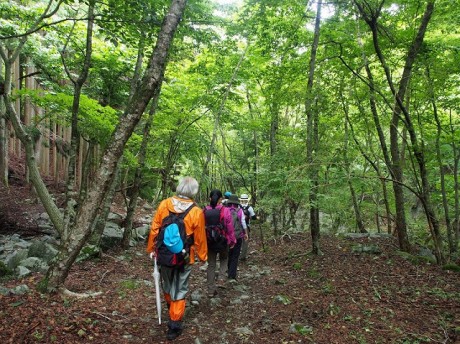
[{"xmin": 166, "ymin": 327, "xmax": 183, "ymax": 341}]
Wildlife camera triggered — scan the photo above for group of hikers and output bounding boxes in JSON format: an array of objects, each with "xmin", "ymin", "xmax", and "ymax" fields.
[{"xmin": 146, "ymin": 176, "xmax": 257, "ymax": 341}]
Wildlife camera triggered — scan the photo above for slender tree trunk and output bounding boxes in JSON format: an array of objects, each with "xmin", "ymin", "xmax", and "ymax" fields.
[
  {"xmin": 78, "ymin": 141, "xmax": 94, "ymax": 203},
  {"xmin": 121, "ymin": 31, "xmax": 151, "ymax": 249},
  {"xmin": 344, "ymin": 121, "xmax": 366, "ymax": 233},
  {"xmin": 380, "ymin": 179, "xmax": 392, "ymax": 234},
  {"xmin": 62, "ymin": 0, "xmax": 95, "ymax": 242},
  {"xmin": 0, "ymin": 0, "xmax": 64, "ymax": 219},
  {"xmin": 356, "ymin": 0, "xmax": 442, "ymax": 259},
  {"xmin": 44, "ymin": 0, "xmax": 189, "ymax": 292},
  {"xmin": 354, "ymin": 1, "xmax": 402, "ymax": 252},
  {"xmin": 246, "ymin": 89, "xmax": 259, "ymax": 205},
  {"xmin": 90, "ymin": 160, "xmax": 122, "ymax": 250},
  {"xmin": 269, "ymin": 102, "xmax": 279, "ymax": 157},
  {"xmin": 202, "ymin": 46, "xmax": 247, "ymax": 187},
  {"xmin": 451, "ymin": 112, "xmax": 460, "ymax": 249},
  {"xmin": 1, "ymin": 53, "xmax": 64, "ymax": 232},
  {"xmin": 0, "ymin": 115, "xmax": 7, "ymax": 187},
  {"xmin": 0, "ymin": 57, "xmax": 7, "ymax": 186},
  {"xmin": 305, "ymin": 0, "xmax": 322, "ymax": 254},
  {"xmin": 397, "ymin": 2, "xmax": 443, "ymax": 263},
  {"xmin": 426, "ymin": 67, "xmax": 454, "ymax": 254},
  {"xmin": 356, "ymin": 24, "xmax": 393, "ymax": 234},
  {"xmin": 122, "ymin": 103, "xmax": 157, "ymax": 248}
]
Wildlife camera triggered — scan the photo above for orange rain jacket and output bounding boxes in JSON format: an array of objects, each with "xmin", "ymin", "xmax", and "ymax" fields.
[{"xmin": 146, "ymin": 196, "xmax": 207, "ymax": 264}]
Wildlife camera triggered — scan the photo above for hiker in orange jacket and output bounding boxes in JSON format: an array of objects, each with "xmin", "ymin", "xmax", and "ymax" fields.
[{"xmin": 146, "ymin": 176, "xmax": 207, "ymax": 341}]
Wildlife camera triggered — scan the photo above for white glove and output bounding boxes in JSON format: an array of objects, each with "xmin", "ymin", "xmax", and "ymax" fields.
[{"xmin": 149, "ymin": 252, "xmax": 155, "ymax": 259}]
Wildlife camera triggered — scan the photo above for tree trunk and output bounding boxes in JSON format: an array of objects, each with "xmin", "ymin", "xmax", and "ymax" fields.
[
  {"xmin": 0, "ymin": 59, "xmax": 7, "ymax": 187},
  {"xmin": 305, "ymin": 0, "xmax": 322, "ymax": 255},
  {"xmin": 380, "ymin": 178, "xmax": 392, "ymax": 234},
  {"xmin": 121, "ymin": 31, "xmax": 153, "ymax": 249},
  {"xmin": 202, "ymin": 46, "xmax": 247, "ymax": 187},
  {"xmin": 394, "ymin": 1, "xmax": 443, "ymax": 263},
  {"xmin": 450, "ymin": 112, "xmax": 460, "ymax": 249},
  {"xmin": 356, "ymin": 29, "xmax": 393, "ymax": 234},
  {"xmin": 122, "ymin": 103, "xmax": 157, "ymax": 249},
  {"xmin": 341, "ymin": 88, "xmax": 366, "ymax": 234},
  {"xmin": 354, "ymin": 0, "xmax": 409, "ymax": 252},
  {"xmin": 357, "ymin": 0, "xmax": 440, "ymax": 258},
  {"xmin": 90, "ymin": 159, "xmax": 122, "ymax": 250},
  {"xmin": 2, "ymin": 56, "xmax": 64, "ymax": 232},
  {"xmin": 246, "ymin": 89, "xmax": 259, "ymax": 204},
  {"xmin": 426, "ymin": 66, "xmax": 454, "ymax": 254},
  {"xmin": 0, "ymin": 115, "xmax": 7, "ymax": 187},
  {"xmin": 43, "ymin": 0, "xmax": 189, "ymax": 292},
  {"xmin": 62, "ymin": 0, "xmax": 95, "ymax": 242}
]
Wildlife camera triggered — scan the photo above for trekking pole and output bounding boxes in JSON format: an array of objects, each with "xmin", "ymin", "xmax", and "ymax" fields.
[{"xmin": 153, "ymin": 257, "xmax": 162, "ymax": 324}]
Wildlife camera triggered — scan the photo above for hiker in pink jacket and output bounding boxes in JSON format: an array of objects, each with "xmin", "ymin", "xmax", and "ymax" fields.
[{"xmin": 204, "ymin": 189, "xmax": 236, "ymax": 297}]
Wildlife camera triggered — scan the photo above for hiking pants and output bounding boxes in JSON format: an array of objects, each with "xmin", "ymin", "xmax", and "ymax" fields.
[
  {"xmin": 227, "ymin": 238, "xmax": 243, "ymax": 279},
  {"xmin": 160, "ymin": 265, "xmax": 192, "ymax": 322},
  {"xmin": 207, "ymin": 248, "xmax": 228, "ymax": 294},
  {"xmin": 240, "ymin": 226, "xmax": 250, "ymax": 260}
]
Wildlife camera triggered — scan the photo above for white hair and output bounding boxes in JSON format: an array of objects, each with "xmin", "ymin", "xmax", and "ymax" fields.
[{"xmin": 176, "ymin": 176, "xmax": 199, "ymax": 198}]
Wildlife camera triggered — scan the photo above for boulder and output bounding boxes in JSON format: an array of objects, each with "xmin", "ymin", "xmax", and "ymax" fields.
[{"xmin": 28, "ymin": 241, "xmax": 58, "ymax": 263}]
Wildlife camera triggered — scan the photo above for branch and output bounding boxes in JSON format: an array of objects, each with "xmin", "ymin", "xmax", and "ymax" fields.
[
  {"xmin": 0, "ymin": 18, "xmax": 74, "ymax": 40},
  {"xmin": 7, "ymin": 0, "xmax": 65, "ymax": 63},
  {"xmin": 60, "ymin": 18, "xmax": 78, "ymax": 84}
]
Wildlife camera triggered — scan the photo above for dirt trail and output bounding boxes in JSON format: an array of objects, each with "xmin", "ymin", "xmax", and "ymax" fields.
[{"xmin": 1, "ymin": 230, "xmax": 459, "ymax": 343}]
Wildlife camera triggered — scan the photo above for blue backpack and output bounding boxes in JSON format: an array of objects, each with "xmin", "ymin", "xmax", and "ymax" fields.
[{"xmin": 155, "ymin": 204, "xmax": 195, "ymax": 268}]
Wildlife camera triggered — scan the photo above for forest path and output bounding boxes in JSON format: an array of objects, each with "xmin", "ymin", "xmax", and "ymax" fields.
[{"xmin": 1, "ymin": 229, "xmax": 459, "ymax": 343}]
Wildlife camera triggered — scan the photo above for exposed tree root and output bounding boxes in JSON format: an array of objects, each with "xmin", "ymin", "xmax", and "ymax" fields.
[{"xmin": 60, "ymin": 287, "xmax": 102, "ymax": 298}]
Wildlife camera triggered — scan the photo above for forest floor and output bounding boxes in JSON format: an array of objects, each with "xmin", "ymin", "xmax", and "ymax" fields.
[{"xmin": 0, "ymin": 175, "xmax": 460, "ymax": 343}]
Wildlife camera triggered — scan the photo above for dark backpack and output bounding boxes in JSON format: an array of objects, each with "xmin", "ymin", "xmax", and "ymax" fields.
[
  {"xmin": 241, "ymin": 205, "xmax": 250, "ymax": 223},
  {"xmin": 229, "ymin": 206, "xmax": 243, "ymax": 239},
  {"xmin": 204, "ymin": 207, "xmax": 227, "ymax": 252},
  {"xmin": 155, "ymin": 204, "xmax": 195, "ymax": 268}
]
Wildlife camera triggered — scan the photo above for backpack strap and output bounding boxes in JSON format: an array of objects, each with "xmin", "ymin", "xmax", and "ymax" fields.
[
  {"xmin": 165, "ymin": 203, "xmax": 196, "ymax": 241},
  {"xmin": 177, "ymin": 203, "xmax": 196, "ymax": 218}
]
